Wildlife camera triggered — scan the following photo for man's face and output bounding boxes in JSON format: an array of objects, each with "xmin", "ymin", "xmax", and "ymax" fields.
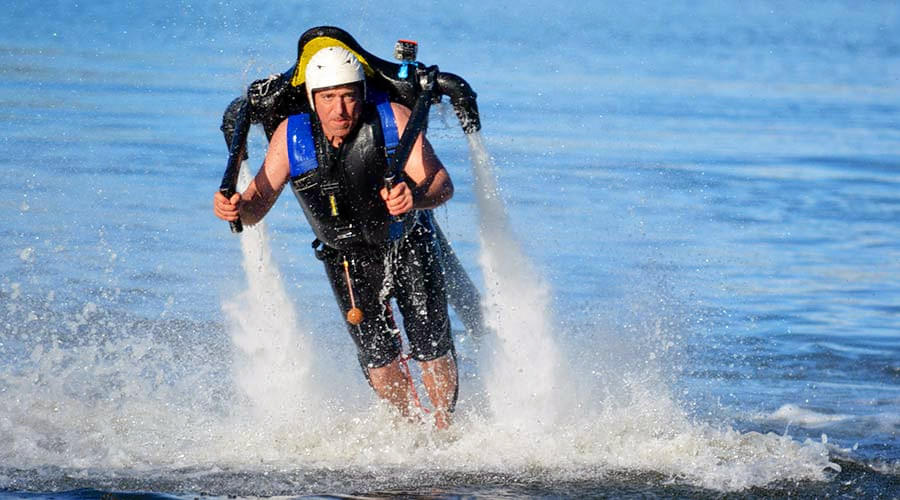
[{"xmin": 313, "ymin": 83, "xmax": 363, "ymax": 142}]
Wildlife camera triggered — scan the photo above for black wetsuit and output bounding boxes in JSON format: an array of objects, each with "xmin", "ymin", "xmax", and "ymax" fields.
[
  {"xmin": 316, "ymin": 217, "xmax": 452, "ymax": 369},
  {"xmin": 287, "ymin": 100, "xmax": 454, "ymax": 371}
]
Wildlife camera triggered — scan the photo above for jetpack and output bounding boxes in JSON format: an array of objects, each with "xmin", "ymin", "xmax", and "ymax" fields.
[{"xmin": 218, "ymin": 26, "xmax": 485, "ymax": 337}]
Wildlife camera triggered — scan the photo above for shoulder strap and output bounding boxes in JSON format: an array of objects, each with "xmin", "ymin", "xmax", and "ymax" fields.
[
  {"xmin": 370, "ymin": 90, "xmax": 398, "ymax": 157},
  {"xmin": 287, "ymin": 114, "xmax": 318, "ymax": 177},
  {"xmin": 368, "ymin": 90, "xmax": 413, "ymax": 241}
]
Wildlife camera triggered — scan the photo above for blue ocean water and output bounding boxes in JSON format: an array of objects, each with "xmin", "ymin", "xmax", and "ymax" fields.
[{"xmin": 1, "ymin": 0, "xmax": 898, "ymax": 498}]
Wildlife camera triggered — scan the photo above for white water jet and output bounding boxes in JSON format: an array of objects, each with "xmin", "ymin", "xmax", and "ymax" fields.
[
  {"xmin": 222, "ymin": 162, "xmax": 321, "ymax": 425},
  {"xmin": 467, "ymin": 132, "xmax": 569, "ymax": 430}
]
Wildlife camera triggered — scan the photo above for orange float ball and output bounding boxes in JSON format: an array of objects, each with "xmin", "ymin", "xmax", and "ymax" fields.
[{"xmin": 346, "ymin": 307, "xmax": 364, "ymax": 325}]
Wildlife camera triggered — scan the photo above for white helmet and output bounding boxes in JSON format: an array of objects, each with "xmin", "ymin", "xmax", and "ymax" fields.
[{"xmin": 305, "ymin": 46, "xmax": 366, "ymax": 110}]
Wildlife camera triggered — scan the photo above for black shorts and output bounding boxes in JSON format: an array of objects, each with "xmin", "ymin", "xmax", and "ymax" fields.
[{"xmin": 318, "ymin": 218, "xmax": 453, "ymax": 369}]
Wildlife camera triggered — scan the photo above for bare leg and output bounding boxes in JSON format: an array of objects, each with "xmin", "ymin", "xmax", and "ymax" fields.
[
  {"xmin": 368, "ymin": 358, "xmax": 418, "ymax": 419},
  {"xmin": 419, "ymin": 353, "xmax": 458, "ymax": 429}
]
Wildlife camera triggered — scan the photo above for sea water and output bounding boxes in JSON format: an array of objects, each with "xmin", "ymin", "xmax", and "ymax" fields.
[{"xmin": 1, "ymin": 0, "xmax": 899, "ymax": 498}]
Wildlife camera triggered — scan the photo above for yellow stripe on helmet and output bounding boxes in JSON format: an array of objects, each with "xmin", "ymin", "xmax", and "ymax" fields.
[{"xmin": 291, "ymin": 37, "xmax": 374, "ymax": 87}]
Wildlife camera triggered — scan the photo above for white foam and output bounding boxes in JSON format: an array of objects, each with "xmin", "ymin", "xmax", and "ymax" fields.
[
  {"xmin": 0, "ymin": 309, "xmax": 839, "ymax": 491},
  {"xmin": 760, "ymin": 403, "xmax": 900, "ymax": 436},
  {"xmin": 766, "ymin": 404, "xmax": 851, "ymax": 428}
]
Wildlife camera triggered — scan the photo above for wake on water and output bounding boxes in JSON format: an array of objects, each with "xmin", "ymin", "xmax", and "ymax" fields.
[{"xmin": 0, "ymin": 142, "xmax": 841, "ymax": 494}]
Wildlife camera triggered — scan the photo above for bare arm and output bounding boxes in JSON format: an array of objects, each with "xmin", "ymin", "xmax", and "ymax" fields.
[
  {"xmin": 380, "ymin": 103, "xmax": 454, "ymax": 215},
  {"xmin": 213, "ymin": 119, "xmax": 291, "ymax": 226}
]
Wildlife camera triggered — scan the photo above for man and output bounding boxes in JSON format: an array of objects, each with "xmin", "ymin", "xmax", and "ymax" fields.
[{"xmin": 213, "ymin": 46, "xmax": 458, "ymax": 429}]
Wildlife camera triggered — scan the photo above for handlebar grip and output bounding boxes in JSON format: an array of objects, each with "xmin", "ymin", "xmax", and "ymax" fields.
[{"xmin": 220, "ymin": 187, "xmax": 243, "ymax": 233}]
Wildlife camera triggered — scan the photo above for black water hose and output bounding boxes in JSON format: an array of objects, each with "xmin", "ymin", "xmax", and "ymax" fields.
[
  {"xmin": 385, "ymin": 66, "xmax": 438, "ymax": 188},
  {"xmin": 218, "ymin": 98, "xmax": 251, "ymax": 233},
  {"xmin": 435, "ymin": 71, "xmax": 481, "ymax": 134}
]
